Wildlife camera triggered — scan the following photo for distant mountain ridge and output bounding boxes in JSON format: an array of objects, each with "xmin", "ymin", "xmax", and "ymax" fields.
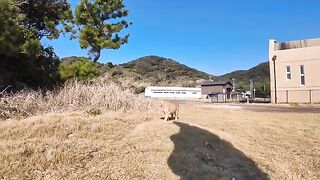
[
  {"xmin": 119, "ymin": 56, "xmax": 212, "ymax": 87},
  {"xmin": 218, "ymin": 62, "xmax": 270, "ymax": 92},
  {"xmin": 120, "ymin": 56, "xmax": 270, "ymax": 92},
  {"xmin": 121, "ymin": 55, "xmax": 211, "ymax": 80}
]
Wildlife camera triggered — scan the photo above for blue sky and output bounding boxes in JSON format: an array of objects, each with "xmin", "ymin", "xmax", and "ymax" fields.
[{"xmin": 43, "ymin": 0, "xmax": 320, "ymax": 75}]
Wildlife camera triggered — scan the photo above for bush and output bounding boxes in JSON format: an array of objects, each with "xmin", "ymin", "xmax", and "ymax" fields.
[
  {"xmin": 60, "ymin": 58, "xmax": 102, "ymax": 81},
  {"xmin": 111, "ymin": 68, "xmax": 123, "ymax": 77},
  {"xmin": 133, "ymin": 86, "xmax": 146, "ymax": 94},
  {"xmin": 182, "ymin": 82, "xmax": 196, "ymax": 87},
  {"xmin": 86, "ymin": 108, "xmax": 102, "ymax": 116},
  {"xmin": 106, "ymin": 62, "xmax": 114, "ymax": 68},
  {"xmin": 0, "ymin": 48, "xmax": 61, "ymax": 91}
]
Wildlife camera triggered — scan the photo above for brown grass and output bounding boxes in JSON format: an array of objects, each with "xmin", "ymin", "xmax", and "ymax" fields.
[
  {"xmin": 0, "ymin": 102, "xmax": 319, "ymax": 179},
  {"xmin": 178, "ymin": 103, "xmax": 320, "ymax": 180},
  {"xmin": 0, "ymin": 111, "xmax": 157, "ymax": 179},
  {"xmin": 0, "ymin": 81, "xmax": 155, "ymax": 120}
]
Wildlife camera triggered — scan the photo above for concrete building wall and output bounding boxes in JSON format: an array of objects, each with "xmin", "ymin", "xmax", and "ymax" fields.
[{"xmin": 269, "ymin": 38, "xmax": 320, "ymax": 103}]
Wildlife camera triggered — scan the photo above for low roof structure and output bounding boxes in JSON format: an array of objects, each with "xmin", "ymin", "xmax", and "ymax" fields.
[
  {"xmin": 201, "ymin": 81, "xmax": 233, "ymax": 86},
  {"xmin": 201, "ymin": 81, "xmax": 234, "ymax": 95}
]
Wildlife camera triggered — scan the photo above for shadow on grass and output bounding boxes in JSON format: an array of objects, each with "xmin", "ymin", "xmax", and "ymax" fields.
[{"xmin": 168, "ymin": 122, "xmax": 269, "ymax": 180}]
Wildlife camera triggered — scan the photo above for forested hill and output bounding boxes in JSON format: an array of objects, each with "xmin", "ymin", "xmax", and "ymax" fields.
[
  {"xmin": 120, "ymin": 56, "xmax": 212, "ymax": 81},
  {"xmin": 120, "ymin": 56, "xmax": 270, "ymax": 92},
  {"xmin": 218, "ymin": 62, "xmax": 270, "ymax": 92}
]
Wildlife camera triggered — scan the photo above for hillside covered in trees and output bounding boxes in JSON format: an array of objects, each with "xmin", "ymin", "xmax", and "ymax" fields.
[
  {"xmin": 219, "ymin": 62, "xmax": 270, "ymax": 94},
  {"xmin": 120, "ymin": 56, "xmax": 212, "ymax": 87},
  {"xmin": 119, "ymin": 56, "xmax": 270, "ymax": 94}
]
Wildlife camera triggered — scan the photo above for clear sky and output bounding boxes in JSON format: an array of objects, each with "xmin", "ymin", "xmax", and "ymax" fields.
[{"xmin": 42, "ymin": 0, "xmax": 320, "ymax": 75}]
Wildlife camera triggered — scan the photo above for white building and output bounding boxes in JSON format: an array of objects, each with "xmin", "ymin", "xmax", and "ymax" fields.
[
  {"xmin": 269, "ymin": 38, "xmax": 320, "ymax": 103},
  {"xmin": 144, "ymin": 86, "xmax": 201, "ymax": 99}
]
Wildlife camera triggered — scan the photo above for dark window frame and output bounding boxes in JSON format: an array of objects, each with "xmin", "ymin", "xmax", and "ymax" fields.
[{"xmin": 300, "ymin": 65, "xmax": 305, "ymax": 86}]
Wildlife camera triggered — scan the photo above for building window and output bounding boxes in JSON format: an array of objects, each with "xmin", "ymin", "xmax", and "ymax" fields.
[
  {"xmin": 300, "ymin": 65, "xmax": 305, "ymax": 86},
  {"xmin": 176, "ymin": 92, "xmax": 181, "ymax": 94},
  {"xmin": 182, "ymin": 92, "xmax": 186, "ymax": 94},
  {"xmin": 286, "ymin": 66, "xmax": 291, "ymax": 80},
  {"xmin": 192, "ymin": 92, "xmax": 197, "ymax": 94}
]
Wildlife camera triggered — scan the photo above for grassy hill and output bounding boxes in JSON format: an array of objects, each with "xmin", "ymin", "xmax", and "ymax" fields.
[{"xmin": 120, "ymin": 56, "xmax": 212, "ymax": 86}]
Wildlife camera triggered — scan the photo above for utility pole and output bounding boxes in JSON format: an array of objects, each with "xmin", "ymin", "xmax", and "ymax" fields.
[
  {"xmin": 250, "ymin": 79, "xmax": 254, "ymax": 100},
  {"xmin": 209, "ymin": 75, "xmax": 213, "ymax": 81},
  {"xmin": 232, "ymin": 78, "xmax": 236, "ymax": 92},
  {"xmin": 272, "ymin": 55, "xmax": 278, "ymax": 104}
]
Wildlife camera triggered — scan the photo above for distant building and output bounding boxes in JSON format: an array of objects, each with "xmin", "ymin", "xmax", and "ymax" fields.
[
  {"xmin": 269, "ymin": 38, "xmax": 320, "ymax": 103},
  {"xmin": 201, "ymin": 81, "xmax": 233, "ymax": 99},
  {"xmin": 144, "ymin": 86, "xmax": 201, "ymax": 99}
]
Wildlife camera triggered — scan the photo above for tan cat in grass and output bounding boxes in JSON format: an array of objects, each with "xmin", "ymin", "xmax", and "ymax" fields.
[{"xmin": 157, "ymin": 100, "xmax": 179, "ymax": 121}]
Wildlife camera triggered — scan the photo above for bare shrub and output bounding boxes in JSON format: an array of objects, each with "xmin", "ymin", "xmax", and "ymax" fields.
[
  {"xmin": 0, "ymin": 81, "xmax": 155, "ymax": 120},
  {"xmin": 86, "ymin": 108, "xmax": 102, "ymax": 116}
]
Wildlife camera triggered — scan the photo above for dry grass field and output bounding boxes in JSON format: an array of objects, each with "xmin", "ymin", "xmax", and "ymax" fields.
[{"xmin": 0, "ymin": 101, "xmax": 319, "ymax": 179}]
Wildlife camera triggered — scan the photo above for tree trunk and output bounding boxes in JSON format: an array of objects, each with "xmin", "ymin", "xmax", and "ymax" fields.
[{"xmin": 93, "ymin": 50, "xmax": 101, "ymax": 62}]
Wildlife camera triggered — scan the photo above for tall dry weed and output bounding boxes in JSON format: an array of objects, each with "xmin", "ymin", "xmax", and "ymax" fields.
[{"xmin": 0, "ymin": 81, "xmax": 154, "ymax": 119}]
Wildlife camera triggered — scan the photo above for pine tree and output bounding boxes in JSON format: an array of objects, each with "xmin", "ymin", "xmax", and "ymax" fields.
[{"xmin": 74, "ymin": 0, "xmax": 131, "ymax": 62}]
